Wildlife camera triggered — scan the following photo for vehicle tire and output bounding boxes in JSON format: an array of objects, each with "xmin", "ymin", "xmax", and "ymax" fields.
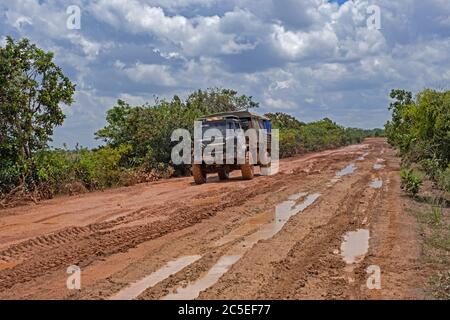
[
  {"xmin": 241, "ymin": 153, "xmax": 254, "ymax": 180},
  {"xmin": 192, "ymin": 164, "xmax": 207, "ymax": 184},
  {"xmin": 218, "ymin": 169, "xmax": 229, "ymax": 180}
]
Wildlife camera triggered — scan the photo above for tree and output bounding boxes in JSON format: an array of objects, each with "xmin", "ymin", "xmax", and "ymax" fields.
[
  {"xmin": 186, "ymin": 88, "xmax": 259, "ymax": 113},
  {"xmin": 96, "ymin": 89, "xmax": 259, "ymax": 171},
  {"xmin": 0, "ymin": 37, "xmax": 75, "ymax": 192},
  {"xmin": 264, "ymin": 112, "xmax": 304, "ymax": 130}
]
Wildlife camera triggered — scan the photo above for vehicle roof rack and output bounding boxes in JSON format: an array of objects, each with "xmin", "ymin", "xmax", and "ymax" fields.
[{"xmin": 198, "ymin": 111, "xmax": 269, "ymax": 121}]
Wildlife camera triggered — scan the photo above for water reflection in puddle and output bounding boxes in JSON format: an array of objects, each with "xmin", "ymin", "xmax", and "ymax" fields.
[
  {"xmin": 162, "ymin": 192, "xmax": 321, "ymax": 300},
  {"xmin": 336, "ymin": 163, "xmax": 356, "ymax": 177},
  {"xmin": 288, "ymin": 192, "xmax": 307, "ymax": 201},
  {"xmin": 327, "ymin": 163, "xmax": 357, "ymax": 187},
  {"xmin": 340, "ymin": 229, "xmax": 369, "ymax": 264},
  {"xmin": 162, "ymin": 255, "xmax": 241, "ymax": 300},
  {"xmin": 370, "ymin": 179, "xmax": 382, "ymax": 189},
  {"xmin": 357, "ymin": 152, "xmax": 369, "ymax": 161},
  {"xmin": 110, "ymin": 255, "xmax": 201, "ymax": 300},
  {"xmin": 373, "ymin": 164, "xmax": 384, "ymax": 170}
]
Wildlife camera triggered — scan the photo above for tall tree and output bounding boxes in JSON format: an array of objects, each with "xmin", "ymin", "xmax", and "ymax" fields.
[{"xmin": 0, "ymin": 37, "xmax": 75, "ymax": 191}]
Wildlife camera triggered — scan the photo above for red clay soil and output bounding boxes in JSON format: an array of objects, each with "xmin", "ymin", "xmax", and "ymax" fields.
[{"xmin": 0, "ymin": 138, "xmax": 425, "ymax": 299}]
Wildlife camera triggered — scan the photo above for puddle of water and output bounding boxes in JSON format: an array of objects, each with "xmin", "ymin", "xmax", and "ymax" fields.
[
  {"xmin": 357, "ymin": 152, "xmax": 369, "ymax": 161},
  {"xmin": 370, "ymin": 179, "xmax": 382, "ymax": 189},
  {"xmin": 215, "ymin": 192, "xmax": 316, "ymax": 247},
  {"xmin": 336, "ymin": 163, "xmax": 356, "ymax": 177},
  {"xmin": 373, "ymin": 164, "xmax": 384, "ymax": 170},
  {"xmin": 163, "ymin": 192, "xmax": 321, "ymax": 300},
  {"xmin": 340, "ymin": 229, "xmax": 370, "ymax": 264},
  {"xmin": 273, "ymin": 193, "xmax": 321, "ymax": 233},
  {"xmin": 288, "ymin": 192, "xmax": 307, "ymax": 201},
  {"xmin": 110, "ymin": 255, "xmax": 201, "ymax": 300},
  {"xmin": 162, "ymin": 255, "xmax": 241, "ymax": 300},
  {"xmin": 327, "ymin": 163, "xmax": 357, "ymax": 186}
]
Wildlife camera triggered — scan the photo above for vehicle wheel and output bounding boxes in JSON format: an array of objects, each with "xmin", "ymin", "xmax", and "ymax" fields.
[
  {"xmin": 241, "ymin": 153, "xmax": 254, "ymax": 180},
  {"xmin": 218, "ymin": 169, "xmax": 229, "ymax": 180},
  {"xmin": 192, "ymin": 164, "xmax": 207, "ymax": 184}
]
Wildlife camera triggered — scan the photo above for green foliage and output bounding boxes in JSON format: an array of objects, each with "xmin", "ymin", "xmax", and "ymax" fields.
[
  {"xmin": 186, "ymin": 88, "xmax": 259, "ymax": 114},
  {"xmin": 386, "ymin": 89, "xmax": 450, "ymax": 192},
  {"xmin": 437, "ymin": 166, "xmax": 450, "ymax": 192},
  {"xmin": 0, "ymin": 37, "xmax": 75, "ymax": 194},
  {"xmin": 400, "ymin": 168, "xmax": 423, "ymax": 196},
  {"xmin": 264, "ymin": 114, "xmax": 378, "ymax": 157},
  {"xmin": 96, "ymin": 89, "xmax": 259, "ymax": 171},
  {"xmin": 429, "ymin": 206, "xmax": 443, "ymax": 226},
  {"xmin": 265, "ymin": 112, "xmax": 304, "ymax": 130},
  {"xmin": 34, "ymin": 144, "xmax": 132, "ymax": 193}
]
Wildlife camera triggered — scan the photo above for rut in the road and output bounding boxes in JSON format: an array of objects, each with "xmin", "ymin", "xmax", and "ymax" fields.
[{"xmin": 0, "ymin": 174, "xmax": 294, "ymax": 291}]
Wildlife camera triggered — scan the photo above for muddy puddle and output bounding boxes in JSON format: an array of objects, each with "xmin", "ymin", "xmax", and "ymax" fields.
[
  {"xmin": 340, "ymin": 229, "xmax": 370, "ymax": 264},
  {"xmin": 327, "ymin": 163, "xmax": 357, "ymax": 187},
  {"xmin": 162, "ymin": 255, "xmax": 241, "ymax": 300},
  {"xmin": 110, "ymin": 255, "xmax": 201, "ymax": 300},
  {"xmin": 336, "ymin": 163, "xmax": 356, "ymax": 177},
  {"xmin": 370, "ymin": 179, "xmax": 382, "ymax": 189},
  {"xmin": 163, "ymin": 192, "xmax": 321, "ymax": 300},
  {"xmin": 357, "ymin": 152, "xmax": 369, "ymax": 161},
  {"xmin": 373, "ymin": 164, "xmax": 384, "ymax": 170}
]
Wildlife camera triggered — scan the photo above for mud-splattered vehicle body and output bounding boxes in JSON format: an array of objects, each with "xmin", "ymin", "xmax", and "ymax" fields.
[{"xmin": 192, "ymin": 111, "xmax": 272, "ymax": 184}]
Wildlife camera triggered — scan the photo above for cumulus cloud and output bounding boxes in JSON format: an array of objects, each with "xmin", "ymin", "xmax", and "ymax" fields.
[
  {"xmin": 0, "ymin": 0, "xmax": 449, "ymax": 147},
  {"xmin": 89, "ymin": 0, "xmax": 257, "ymax": 56},
  {"xmin": 121, "ymin": 62, "xmax": 177, "ymax": 86}
]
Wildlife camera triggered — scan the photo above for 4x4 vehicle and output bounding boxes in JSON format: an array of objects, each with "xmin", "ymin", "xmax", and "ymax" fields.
[{"xmin": 191, "ymin": 111, "xmax": 272, "ymax": 184}]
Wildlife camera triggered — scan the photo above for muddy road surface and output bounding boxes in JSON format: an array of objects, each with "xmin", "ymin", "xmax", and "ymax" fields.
[{"xmin": 0, "ymin": 138, "xmax": 425, "ymax": 299}]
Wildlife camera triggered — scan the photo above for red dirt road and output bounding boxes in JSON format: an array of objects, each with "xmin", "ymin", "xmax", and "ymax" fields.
[{"xmin": 0, "ymin": 138, "xmax": 425, "ymax": 299}]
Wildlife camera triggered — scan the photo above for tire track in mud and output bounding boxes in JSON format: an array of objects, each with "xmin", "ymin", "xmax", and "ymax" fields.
[
  {"xmin": 194, "ymin": 143, "xmax": 382, "ymax": 299},
  {"xmin": 0, "ymin": 173, "xmax": 299, "ymax": 291},
  {"xmin": 208, "ymin": 166, "xmax": 374, "ymax": 299},
  {"xmin": 254, "ymin": 149, "xmax": 386, "ymax": 299},
  {"xmin": 123, "ymin": 152, "xmax": 373, "ymax": 300},
  {"xmin": 0, "ymin": 148, "xmax": 350, "ymax": 265},
  {"xmin": 65, "ymin": 153, "xmax": 357, "ymax": 300},
  {"xmin": 0, "ymin": 144, "xmax": 369, "ymax": 297}
]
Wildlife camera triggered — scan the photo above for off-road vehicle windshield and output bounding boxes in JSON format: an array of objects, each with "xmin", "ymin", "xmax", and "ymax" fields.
[{"xmin": 201, "ymin": 120, "xmax": 239, "ymax": 136}]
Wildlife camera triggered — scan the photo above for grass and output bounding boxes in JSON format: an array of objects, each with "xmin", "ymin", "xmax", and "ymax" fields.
[{"xmin": 409, "ymin": 193, "xmax": 450, "ymax": 299}]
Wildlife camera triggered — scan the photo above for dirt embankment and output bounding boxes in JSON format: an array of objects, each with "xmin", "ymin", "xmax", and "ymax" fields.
[{"xmin": 0, "ymin": 138, "xmax": 426, "ymax": 299}]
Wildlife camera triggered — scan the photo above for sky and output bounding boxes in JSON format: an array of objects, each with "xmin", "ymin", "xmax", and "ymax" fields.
[{"xmin": 1, "ymin": 0, "xmax": 449, "ymax": 148}]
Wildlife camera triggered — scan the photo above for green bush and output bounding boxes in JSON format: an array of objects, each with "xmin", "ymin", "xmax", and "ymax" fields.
[
  {"xmin": 386, "ymin": 89, "xmax": 450, "ymax": 192},
  {"xmin": 265, "ymin": 114, "xmax": 376, "ymax": 157},
  {"xmin": 437, "ymin": 166, "xmax": 450, "ymax": 192},
  {"xmin": 400, "ymin": 168, "xmax": 423, "ymax": 196}
]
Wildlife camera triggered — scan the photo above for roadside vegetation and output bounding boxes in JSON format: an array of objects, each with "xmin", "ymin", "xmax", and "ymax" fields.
[
  {"xmin": 1, "ymin": 37, "xmax": 382, "ymax": 206},
  {"xmin": 385, "ymin": 89, "xmax": 450, "ymax": 195},
  {"xmin": 386, "ymin": 88, "xmax": 450, "ymax": 298}
]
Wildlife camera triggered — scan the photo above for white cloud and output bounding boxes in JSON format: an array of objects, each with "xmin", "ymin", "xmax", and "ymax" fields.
[
  {"xmin": 271, "ymin": 23, "xmax": 339, "ymax": 60},
  {"xmin": 2, "ymin": 0, "xmax": 450, "ymax": 147},
  {"xmin": 122, "ymin": 62, "xmax": 177, "ymax": 86},
  {"xmin": 89, "ymin": 1, "xmax": 257, "ymax": 56},
  {"xmin": 265, "ymin": 96, "xmax": 296, "ymax": 109}
]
